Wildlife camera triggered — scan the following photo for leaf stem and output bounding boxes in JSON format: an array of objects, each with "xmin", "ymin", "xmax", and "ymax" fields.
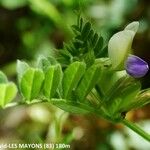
[
  {"xmin": 4, "ymin": 99, "xmax": 47, "ymax": 109},
  {"xmin": 122, "ymin": 118, "xmax": 150, "ymax": 142},
  {"xmin": 3, "ymin": 100, "xmax": 150, "ymax": 142}
]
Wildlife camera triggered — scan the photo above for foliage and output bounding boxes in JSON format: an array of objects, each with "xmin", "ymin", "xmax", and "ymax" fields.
[
  {"xmin": 0, "ymin": 71, "xmax": 17, "ymax": 107},
  {"xmin": 0, "ymin": 13, "xmax": 150, "ymax": 143},
  {"xmin": 57, "ymin": 16, "xmax": 107, "ymax": 67},
  {"xmin": 1, "ymin": 17, "xmax": 149, "ymax": 125}
]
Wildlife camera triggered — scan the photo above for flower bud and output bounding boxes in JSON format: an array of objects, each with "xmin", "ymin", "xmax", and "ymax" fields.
[
  {"xmin": 108, "ymin": 22, "xmax": 139, "ymax": 70},
  {"xmin": 125, "ymin": 55, "xmax": 149, "ymax": 78}
]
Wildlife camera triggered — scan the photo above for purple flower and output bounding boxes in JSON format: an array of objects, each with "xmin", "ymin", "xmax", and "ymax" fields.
[{"xmin": 125, "ymin": 55, "xmax": 149, "ymax": 78}]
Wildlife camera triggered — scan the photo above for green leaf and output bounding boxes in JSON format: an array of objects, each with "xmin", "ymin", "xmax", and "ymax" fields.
[
  {"xmin": 76, "ymin": 64, "xmax": 101, "ymax": 101},
  {"xmin": 92, "ymin": 33, "xmax": 99, "ymax": 46},
  {"xmin": 107, "ymin": 81, "xmax": 141, "ymax": 115},
  {"xmin": 94, "ymin": 36, "xmax": 103, "ymax": 56},
  {"xmin": 0, "ymin": 82, "xmax": 17, "ymax": 107},
  {"xmin": 17, "ymin": 60, "xmax": 29, "ymax": 81},
  {"xmin": 104, "ymin": 76, "xmax": 135, "ymax": 102},
  {"xmin": 79, "ymin": 17, "xmax": 83, "ymax": 31},
  {"xmin": 58, "ymin": 17, "xmax": 106, "ymax": 66},
  {"xmin": 87, "ymin": 29, "xmax": 94, "ymax": 40},
  {"xmin": 81, "ymin": 22, "xmax": 91, "ymax": 40},
  {"xmin": 71, "ymin": 25, "xmax": 81, "ymax": 35},
  {"xmin": 97, "ymin": 45, "xmax": 108, "ymax": 57},
  {"xmin": 43, "ymin": 64, "xmax": 62, "ymax": 99},
  {"xmin": 118, "ymin": 82, "xmax": 141, "ymax": 111},
  {"xmin": 84, "ymin": 50, "xmax": 95, "ymax": 67},
  {"xmin": 51, "ymin": 99, "xmax": 91, "ymax": 114},
  {"xmin": 107, "ymin": 97, "xmax": 123, "ymax": 117},
  {"xmin": 37, "ymin": 56, "xmax": 51, "ymax": 71},
  {"xmin": 20, "ymin": 68, "xmax": 44, "ymax": 101},
  {"xmin": 62, "ymin": 61, "xmax": 86, "ymax": 99},
  {"xmin": 126, "ymin": 89, "xmax": 150, "ymax": 110},
  {"xmin": 72, "ymin": 25, "xmax": 80, "ymax": 31},
  {"xmin": 47, "ymin": 56, "xmax": 58, "ymax": 65},
  {"xmin": 60, "ymin": 48, "xmax": 72, "ymax": 59},
  {"xmin": 0, "ymin": 71, "xmax": 8, "ymax": 83},
  {"xmin": 98, "ymin": 70, "xmax": 127, "ymax": 95}
]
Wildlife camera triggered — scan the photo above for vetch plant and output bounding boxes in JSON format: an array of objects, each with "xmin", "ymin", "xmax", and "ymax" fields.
[{"xmin": 0, "ymin": 16, "xmax": 150, "ymax": 142}]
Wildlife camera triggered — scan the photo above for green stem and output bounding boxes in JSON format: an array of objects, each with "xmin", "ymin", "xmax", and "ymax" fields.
[
  {"xmin": 122, "ymin": 118, "xmax": 150, "ymax": 142},
  {"xmin": 4, "ymin": 100, "xmax": 150, "ymax": 142},
  {"xmin": 4, "ymin": 99, "xmax": 47, "ymax": 109}
]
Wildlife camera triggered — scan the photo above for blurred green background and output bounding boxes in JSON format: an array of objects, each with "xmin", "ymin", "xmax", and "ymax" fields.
[{"xmin": 0, "ymin": 0, "xmax": 150, "ymax": 149}]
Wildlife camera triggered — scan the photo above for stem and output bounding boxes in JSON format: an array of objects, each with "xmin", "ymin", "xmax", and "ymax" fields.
[
  {"xmin": 122, "ymin": 118, "xmax": 150, "ymax": 142},
  {"xmin": 4, "ymin": 99, "xmax": 47, "ymax": 109},
  {"xmin": 4, "ymin": 100, "xmax": 150, "ymax": 142}
]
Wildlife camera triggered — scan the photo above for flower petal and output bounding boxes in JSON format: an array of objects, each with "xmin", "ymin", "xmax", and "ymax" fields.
[
  {"xmin": 125, "ymin": 55, "xmax": 149, "ymax": 78},
  {"xmin": 108, "ymin": 30, "xmax": 134, "ymax": 70},
  {"xmin": 108, "ymin": 21, "xmax": 139, "ymax": 71},
  {"xmin": 125, "ymin": 21, "xmax": 139, "ymax": 34}
]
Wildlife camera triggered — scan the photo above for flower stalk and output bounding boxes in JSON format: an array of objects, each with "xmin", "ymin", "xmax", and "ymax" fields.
[{"xmin": 121, "ymin": 118, "xmax": 150, "ymax": 142}]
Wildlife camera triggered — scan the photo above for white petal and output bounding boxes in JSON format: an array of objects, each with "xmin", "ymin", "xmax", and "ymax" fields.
[
  {"xmin": 108, "ymin": 30, "xmax": 135, "ymax": 70},
  {"xmin": 125, "ymin": 21, "xmax": 139, "ymax": 34}
]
